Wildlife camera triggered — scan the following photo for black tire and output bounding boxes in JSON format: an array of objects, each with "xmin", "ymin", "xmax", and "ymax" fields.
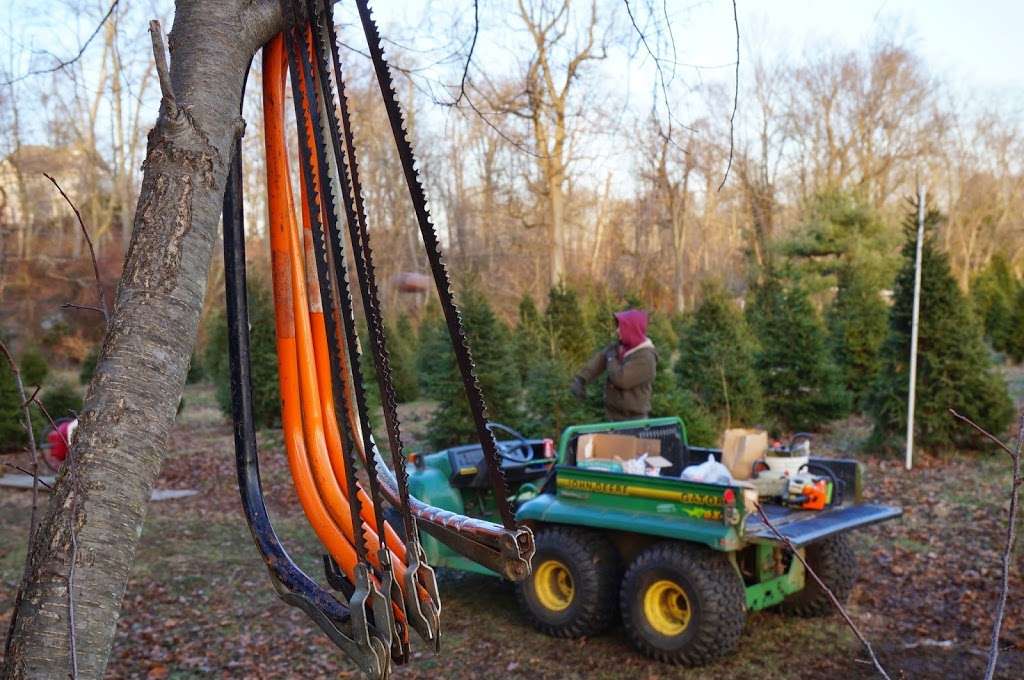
[
  {"xmin": 515, "ymin": 526, "xmax": 619, "ymax": 638},
  {"xmin": 620, "ymin": 542, "xmax": 745, "ymax": 666},
  {"xmin": 780, "ymin": 534, "xmax": 856, "ymax": 617}
]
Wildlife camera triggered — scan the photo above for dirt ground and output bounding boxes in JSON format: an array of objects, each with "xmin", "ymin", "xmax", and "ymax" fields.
[{"xmin": 2, "ymin": 381, "xmax": 1023, "ymax": 679}]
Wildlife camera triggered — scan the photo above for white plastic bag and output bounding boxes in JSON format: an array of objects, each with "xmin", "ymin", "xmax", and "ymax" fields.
[
  {"xmin": 620, "ymin": 453, "xmax": 649, "ymax": 476},
  {"xmin": 681, "ymin": 454, "xmax": 734, "ymax": 485}
]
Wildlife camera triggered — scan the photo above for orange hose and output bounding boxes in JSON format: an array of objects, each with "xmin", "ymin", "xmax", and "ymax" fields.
[
  {"xmin": 262, "ymin": 34, "xmax": 358, "ymax": 582},
  {"xmin": 287, "ymin": 47, "xmax": 411, "ymax": 585},
  {"xmin": 295, "ymin": 46, "xmax": 411, "ymax": 567},
  {"xmin": 267, "ymin": 33, "xmax": 428, "ymax": 630}
]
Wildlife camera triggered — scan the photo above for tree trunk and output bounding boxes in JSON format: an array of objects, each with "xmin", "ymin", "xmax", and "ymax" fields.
[
  {"xmin": 548, "ymin": 168, "xmax": 565, "ymax": 286},
  {"xmin": 1, "ymin": 2, "xmax": 283, "ymax": 678}
]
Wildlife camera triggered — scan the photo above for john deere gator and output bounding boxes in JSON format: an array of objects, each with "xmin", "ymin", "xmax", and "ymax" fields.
[{"xmin": 402, "ymin": 417, "xmax": 902, "ymax": 666}]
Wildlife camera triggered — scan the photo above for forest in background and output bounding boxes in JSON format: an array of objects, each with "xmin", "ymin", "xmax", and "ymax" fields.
[{"xmin": 2, "ymin": 0, "xmax": 1023, "ymax": 453}]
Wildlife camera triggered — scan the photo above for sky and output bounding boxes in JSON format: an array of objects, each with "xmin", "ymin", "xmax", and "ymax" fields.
[
  {"xmin": 357, "ymin": 0, "xmax": 1024, "ymax": 109},
  {"xmin": 2, "ymin": 1, "xmax": 1022, "ymax": 162}
]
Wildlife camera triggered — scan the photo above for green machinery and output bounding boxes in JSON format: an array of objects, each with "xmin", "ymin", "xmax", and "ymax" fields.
[{"xmin": 403, "ymin": 417, "xmax": 901, "ymax": 665}]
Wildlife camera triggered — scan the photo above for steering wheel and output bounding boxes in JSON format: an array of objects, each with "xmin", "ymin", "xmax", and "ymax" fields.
[{"xmin": 486, "ymin": 422, "xmax": 533, "ymax": 464}]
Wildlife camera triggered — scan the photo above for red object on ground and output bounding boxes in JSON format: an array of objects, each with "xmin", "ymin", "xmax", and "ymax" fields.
[
  {"xmin": 46, "ymin": 419, "xmax": 77, "ymax": 464},
  {"xmin": 394, "ymin": 272, "xmax": 431, "ymax": 293}
]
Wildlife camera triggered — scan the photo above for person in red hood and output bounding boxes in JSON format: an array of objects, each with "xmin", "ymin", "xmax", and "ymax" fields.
[{"xmin": 571, "ymin": 309, "xmax": 657, "ymax": 421}]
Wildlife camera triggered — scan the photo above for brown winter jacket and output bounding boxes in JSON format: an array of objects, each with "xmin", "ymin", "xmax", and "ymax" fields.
[{"xmin": 576, "ymin": 340, "xmax": 657, "ymax": 421}]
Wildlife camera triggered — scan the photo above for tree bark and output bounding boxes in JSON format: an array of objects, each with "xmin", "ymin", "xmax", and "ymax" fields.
[{"xmin": 1, "ymin": 2, "xmax": 283, "ymax": 678}]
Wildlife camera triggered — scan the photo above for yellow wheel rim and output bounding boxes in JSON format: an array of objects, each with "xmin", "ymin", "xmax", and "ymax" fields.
[
  {"xmin": 533, "ymin": 559, "xmax": 574, "ymax": 612},
  {"xmin": 643, "ymin": 579, "xmax": 691, "ymax": 636}
]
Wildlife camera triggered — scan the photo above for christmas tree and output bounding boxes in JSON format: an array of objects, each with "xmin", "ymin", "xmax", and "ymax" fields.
[
  {"xmin": 970, "ymin": 254, "xmax": 1018, "ymax": 354},
  {"xmin": 386, "ymin": 313, "xmax": 420, "ymax": 403},
  {"xmin": 677, "ymin": 284, "xmax": 764, "ymax": 429},
  {"xmin": 747, "ymin": 273, "xmax": 850, "ymax": 431},
  {"xmin": 425, "ymin": 287, "xmax": 520, "ymax": 448},
  {"xmin": 869, "ymin": 206, "xmax": 1013, "ymax": 450},
  {"xmin": 205, "ymin": 277, "xmax": 280, "ymax": 429},
  {"xmin": 827, "ymin": 263, "xmax": 889, "ymax": 408}
]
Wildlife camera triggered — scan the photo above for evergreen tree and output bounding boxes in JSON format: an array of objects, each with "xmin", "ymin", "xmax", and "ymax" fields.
[
  {"xmin": 780, "ymin": 191, "xmax": 897, "ymax": 296},
  {"xmin": 40, "ymin": 381, "xmax": 83, "ymax": 422},
  {"xmin": 747, "ymin": 274, "xmax": 850, "ymax": 431},
  {"xmin": 677, "ymin": 285, "xmax": 764, "ymax": 429},
  {"xmin": 186, "ymin": 352, "xmax": 205, "ymax": 384},
  {"xmin": 520, "ymin": 285, "xmax": 603, "ymax": 433},
  {"xmin": 869, "ymin": 207, "xmax": 1013, "ymax": 450},
  {"xmin": 970, "ymin": 254, "xmax": 1018, "ymax": 354},
  {"xmin": 79, "ymin": 347, "xmax": 99, "ymax": 385},
  {"xmin": 425, "ymin": 287, "xmax": 520, "ymax": 448},
  {"xmin": 522, "ymin": 356, "xmax": 596, "ymax": 436},
  {"xmin": 357, "ymin": 323, "xmax": 382, "ymax": 425},
  {"xmin": 416, "ymin": 303, "xmax": 450, "ymax": 395},
  {"xmin": 19, "ymin": 348, "xmax": 49, "ymax": 387},
  {"xmin": 0, "ymin": 359, "xmax": 25, "ymax": 451},
  {"xmin": 1007, "ymin": 288, "xmax": 1024, "ymax": 364},
  {"xmin": 386, "ymin": 314, "xmax": 420, "ymax": 403},
  {"xmin": 512, "ymin": 294, "xmax": 545, "ymax": 384},
  {"xmin": 646, "ymin": 311, "xmax": 717, "ymax": 445},
  {"xmin": 543, "ymin": 284, "xmax": 591, "ymax": 366},
  {"xmin": 827, "ymin": 263, "xmax": 889, "ymax": 408},
  {"xmin": 205, "ymin": 278, "xmax": 280, "ymax": 428}
]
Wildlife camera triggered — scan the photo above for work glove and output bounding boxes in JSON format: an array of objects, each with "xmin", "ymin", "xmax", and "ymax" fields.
[{"xmin": 570, "ymin": 376, "xmax": 586, "ymax": 400}]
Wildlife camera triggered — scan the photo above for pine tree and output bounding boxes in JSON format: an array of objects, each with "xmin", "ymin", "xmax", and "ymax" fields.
[
  {"xmin": 387, "ymin": 314, "xmax": 420, "ymax": 403},
  {"xmin": 827, "ymin": 263, "xmax": 889, "ymax": 408},
  {"xmin": 416, "ymin": 303, "xmax": 450, "ymax": 395},
  {"xmin": 780, "ymin": 190, "xmax": 897, "ymax": 296},
  {"xmin": 425, "ymin": 287, "xmax": 520, "ymax": 448},
  {"xmin": 970, "ymin": 254, "xmax": 1018, "ymax": 354},
  {"xmin": 677, "ymin": 285, "xmax": 764, "ymax": 429},
  {"xmin": 747, "ymin": 274, "xmax": 850, "ymax": 431},
  {"xmin": 205, "ymin": 277, "xmax": 280, "ymax": 429},
  {"xmin": 18, "ymin": 348, "xmax": 49, "ymax": 388},
  {"xmin": 523, "ymin": 356, "xmax": 595, "ymax": 436},
  {"xmin": 543, "ymin": 284, "xmax": 591, "ymax": 366},
  {"xmin": 1007, "ymin": 288, "xmax": 1024, "ymax": 364},
  {"xmin": 869, "ymin": 207, "xmax": 1013, "ymax": 450},
  {"xmin": 0, "ymin": 359, "xmax": 26, "ymax": 451},
  {"xmin": 645, "ymin": 311, "xmax": 717, "ymax": 445},
  {"xmin": 520, "ymin": 285, "xmax": 603, "ymax": 433},
  {"xmin": 512, "ymin": 294, "xmax": 544, "ymax": 384}
]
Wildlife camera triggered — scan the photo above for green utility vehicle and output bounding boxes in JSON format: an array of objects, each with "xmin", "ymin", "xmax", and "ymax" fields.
[{"xmin": 403, "ymin": 418, "xmax": 901, "ymax": 665}]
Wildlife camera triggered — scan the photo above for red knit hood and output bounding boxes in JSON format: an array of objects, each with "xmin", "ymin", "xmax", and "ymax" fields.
[{"xmin": 614, "ymin": 309, "xmax": 649, "ymax": 355}]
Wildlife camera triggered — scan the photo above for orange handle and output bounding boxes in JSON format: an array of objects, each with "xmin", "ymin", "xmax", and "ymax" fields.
[{"xmin": 262, "ymin": 34, "xmax": 359, "ymax": 582}]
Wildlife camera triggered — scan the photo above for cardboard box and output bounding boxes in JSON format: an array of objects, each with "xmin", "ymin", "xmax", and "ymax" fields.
[
  {"xmin": 720, "ymin": 428, "xmax": 768, "ymax": 481},
  {"xmin": 577, "ymin": 433, "xmax": 661, "ymax": 462}
]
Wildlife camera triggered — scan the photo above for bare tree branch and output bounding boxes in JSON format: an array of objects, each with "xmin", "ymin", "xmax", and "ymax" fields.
[
  {"xmin": 0, "ymin": 341, "xmax": 41, "ymax": 538},
  {"xmin": 451, "ymin": 0, "xmax": 480, "ymax": 106},
  {"xmin": 754, "ymin": 503, "xmax": 891, "ymax": 679},
  {"xmin": 951, "ymin": 409, "xmax": 1024, "ymax": 680},
  {"xmin": 1, "ymin": 1, "xmax": 121, "ymax": 87},
  {"xmin": 718, "ymin": 0, "xmax": 739, "ymax": 192},
  {"xmin": 149, "ymin": 20, "xmax": 177, "ymax": 117},
  {"xmin": 0, "ymin": 464, "xmax": 54, "ymax": 489},
  {"xmin": 949, "ymin": 409, "xmax": 1016, "ymax": 458},
  {"xmin": 43, "ymin": 173, "xmax": 110, "ymax": 325}
]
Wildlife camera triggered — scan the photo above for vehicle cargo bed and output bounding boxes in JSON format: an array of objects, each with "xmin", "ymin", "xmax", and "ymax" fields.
[{"xmin": 744, "ymin": 502, "xmax": 903, "ymax": 547}]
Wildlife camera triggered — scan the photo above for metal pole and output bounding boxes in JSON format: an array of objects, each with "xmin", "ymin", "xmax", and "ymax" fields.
[{"xmin": 905, "ymin": 186, "xmax": 926, "ymax": 471}]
